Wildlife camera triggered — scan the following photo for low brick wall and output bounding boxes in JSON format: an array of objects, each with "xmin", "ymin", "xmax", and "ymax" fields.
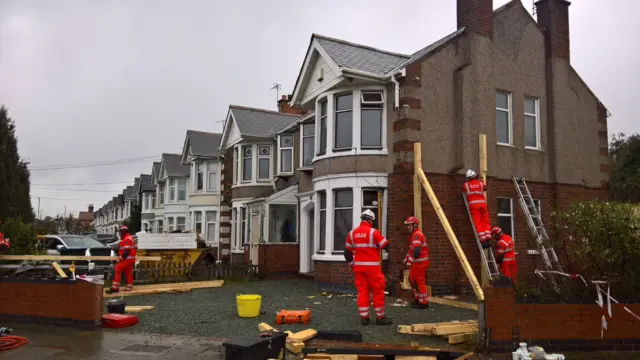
[
  {"xmin": 259, "ymin": 243, "xmax": 299, "ymax": 278},
  {"xmin": 315, "ymin": 261, "xmax": 356, "ymax": 294},
  {"xmin": 486, "ymin": 287, "xmax": 640, "ymax": 353},
  {"xmin": 0, "ymin": 278, "xmax": 103, "ymax": 329}
]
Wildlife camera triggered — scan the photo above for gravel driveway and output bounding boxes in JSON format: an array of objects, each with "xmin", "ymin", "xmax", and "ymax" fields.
[{"xmin": 119, "ymin": 278, "xmax": 477, "ymax": 348}]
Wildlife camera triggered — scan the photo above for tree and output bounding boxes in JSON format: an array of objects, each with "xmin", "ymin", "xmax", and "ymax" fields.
[
  {"xmin": 0, "ymin": 105, "xmax": 34, "ymax": 222},
  {"xmin": 129, "ymin": 203, "xmax": 142, "ymax": 233},
  {"xmin": 0, "ymin": 218, "xmax": 37, "ymax": 255},
  {"xmin": 609, "ymin": 133, "xmax": 640, "ymax": 202},
  {"xmin": 34, "ymin": 216, "xmax": 58, "ymax": 235}
]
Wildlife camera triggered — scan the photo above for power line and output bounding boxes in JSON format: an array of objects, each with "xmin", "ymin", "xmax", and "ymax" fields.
[
  {"xmin": 30, "ymin": 155, "xmax": 160, "ymax": 171},
  {"xmin": 33, "ymin": 196, "xmax": 108, "ymax": 201},
  {"xmin": 31, "ymin": 186, "xmax": 123, "ymax": 192},
  {"xmin": 31, "ymin": 181, "xmax": 135, "ymax": 186}
]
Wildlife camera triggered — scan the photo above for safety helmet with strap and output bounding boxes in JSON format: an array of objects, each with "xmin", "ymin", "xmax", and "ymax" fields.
[{"xmin": 465, "ymin": 169, "xmax": 477, "ymax": 179}]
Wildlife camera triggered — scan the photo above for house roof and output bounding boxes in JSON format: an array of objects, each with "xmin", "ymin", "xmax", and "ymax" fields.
[
  {"xmin": 185, "ymin": 130, "xmax": 223, "ymax": 157},
  {"xmin": 78, "ymin": 211, "xmax": 93, "ymax": 222},
  {"xmin": 133, "ymin": 177, "xmax": 141, "ymax": 194},
  {"xmin": 140, "ymin": 174, "xmax": 155, "ymax": 192},
  {"xmin": 276, "ymin": 112, "xmax": 315, "ymax": 135},
  {"xmin": 162, "ymin": 153, "xmax": 190, "ymax": 177},
  {"xmin": 124, "ymin": 185, "xmax": 135, "ymax": 200},
  {"xmin": 229, "ymin": 106, "xmax": 301, "ymax": 138},
  {"xmin": 314, "ymin": 34, "xmax": 410, "ymax": 76},
  {"xmin": 151, "ymin": 161, "xmax": 161, "ymax": 181}
]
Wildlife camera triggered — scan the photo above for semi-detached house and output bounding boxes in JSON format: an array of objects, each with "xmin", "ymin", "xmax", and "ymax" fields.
[
  {"xmin": 225, "ymin": 0, "xmax": 610, "ymax": 294},
  {"xmin": 156, "ymin": 153, "xmax": 190, "ymax": 232}
]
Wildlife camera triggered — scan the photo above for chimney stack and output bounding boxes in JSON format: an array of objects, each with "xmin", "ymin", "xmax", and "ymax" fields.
[
  {"xmin": 88, "ymin": 204, "xmax": 94, "ymax": 213},
  {"xmin": 535, "ymin": 0, "xmax": 571, "ymax": 61},
  {"xmin": 457, "ymin": 0, "xmax": 494, "ymax": 37},
  {"xmin": 278, "ymin": 94, "xmax": 310, "ymax": 115}
]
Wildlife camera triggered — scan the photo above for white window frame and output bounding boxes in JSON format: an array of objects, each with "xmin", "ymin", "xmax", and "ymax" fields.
[
  {"xmin": 158, "ymin": 184, "xmax": 165, "ymax": 205},
  {"xmin": 277, "ymin": 134, "xmax": 294, "ymax": 175},
  {"xmin": 313, "ymin": 86, "xmax": 388, "ymax": 163},
  {"xmin": 157, "ymin": 219, "xmax": 163, "ymax": 233},
  {"xmin": 177, "ymin": 178, "xmax": 187, "ymax": 201},
  {"xmin": 167, "ymin": 217, "xmax": 175, "ymax": 232},
  {"xmin": 257, "ymin": 145, "xmax": 272, "ymax": 181},
  {"xmin": 240, "ymin": 207, "xmax": 248, "ymax": 245},
  {"xmin": 496, "ymin": 91, "xmax": 513, "ymax": 146},
  {"xmin": 524, "ymin": 97, "xmax": 541, "ymax": 150},
  {"xmin": 151, "ymin": 193, "xmax": 156, "ymax": 208},
  {"xmin": 241, "ymin": 145, "xmax": 253, "ymax": 183},
  {"xmin": 143, "ymin": 194, "xmax": 150, "ymax": 211},
  {"xmin": 194, "ymin": 211, "xmax": 202, "ymax": 233},
  {"xmin": 195, "ymin": 162, "xmax": 204, "ymax": 191},
  {"xmin": 317, "ymin": 99, "xmax": 328, "ymax": 156},
  {"xmin": 496, "ymin": 197, "xmax": 515, "ymax": 242},
  {"xmin": 333, "ymin": 93, "xmax": 354, "ymax": 151},
  {"xmin": 360, "ymin": 91, "xmax": 384, "ymax": 150},
  {"xmin": 300, "ymin": 122, "xmax": 315, "ymax": 168},
  {"xmin": 205, "ymin": 211, "xmax": 218, "ymax": 245},
  {"xmin": 176, "ymin": 217, "xmax": 186, "ymax": 231},
  {"xmin": 231, "ymin": 208, "xmax": 239, "ymax": 251},
  {"xmin": 233, "ymin": 147, "xmax": 239, "ymax": 185},
  {"xmin": 207, "ymin": 162, "xmax": 218, "ymax": 191},
  {"xmin": 332, "ymin": 188, "xmax": 353, "ymax": 252}
]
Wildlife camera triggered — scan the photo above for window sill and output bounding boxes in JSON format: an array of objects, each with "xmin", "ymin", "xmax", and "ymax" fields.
[
  {"xmin": 313, "ymin": 148, "xmax": 388, "ymax": 163},
  {"xmin": 232, "ymin": 183, "xmax": 272, "ymax": 188},
  {"xmin": 298, "ymin": 167, "xmax": 313, "ymax": 172},
  {"xmin": 276, "ymin": 172, "xmax": 295, "ymax": 177},
  {"xmin": 524, "ymin": 146, "xmax": 543, "ymax": 152},
  {"xmin": 496, "ymin": 142, "xmax": 515, "ymax": 148},
  {"xmin": 190, "ymin": 191, "xmax": 220, "ymax": 196},
  {"xmin": 231, "ymin": 249, "xmax": 244, "ymax": 254},
  {"xmin": 312, "ymin": 253, "xmax": 345, "ymax": 262}
]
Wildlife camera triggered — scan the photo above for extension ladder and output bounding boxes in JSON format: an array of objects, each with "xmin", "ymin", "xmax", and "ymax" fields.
[
  {"xmin": 512, "ymin": 177, "xmax": 563, "ymax": 272},
  {"xmin": 461, "ymin": 193, "xmax": 501, "ymax": 280}
]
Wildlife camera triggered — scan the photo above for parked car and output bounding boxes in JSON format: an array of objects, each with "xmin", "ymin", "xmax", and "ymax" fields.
[
  {"xmin": 89, "ymin": 233, "xmax": 118, "ymax": 246},
  {"xmin": 43, "ymin": 234, "xmax": 116, "ymax": 275}
]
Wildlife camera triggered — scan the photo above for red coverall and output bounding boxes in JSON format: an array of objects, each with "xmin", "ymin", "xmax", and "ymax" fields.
[
  {"xmin": 404, "ymin": 229, "xmax": 430, "ymax": 305},
  {"xmin": 111, "ymin": 234, "xmax": 137, "ymax": 291},
  {"xmin": 496, "ymin": 233, "xmax": 517, "ymax": 284},
  {"xmin": 345, "ymin": 221, "xmax": 389, "ymax": 320},
  {"xmin": 463, "ymin": 179, "xmax": 491, "ymax": 243},
  {"xmin": 0, "ymin": 232, "xmax": 8, "ymax": 253}
]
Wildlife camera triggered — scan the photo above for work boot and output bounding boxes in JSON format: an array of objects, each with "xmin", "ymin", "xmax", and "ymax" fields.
[
  {"xmin": 375, "ymin": 317, "xmax": 393, "ymax": 325},
  {"xmin": 105, "ymin": 288, "xmax": 119, "ymax": 294},
  {"xmin": 361, "ymin": 318, "xmax": 370, "ymax": 326},
  {"xmin": 412, "ymin": 303, "xmax": 429, "ymax": 310}
]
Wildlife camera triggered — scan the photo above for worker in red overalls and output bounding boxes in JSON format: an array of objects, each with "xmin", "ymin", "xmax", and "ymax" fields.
[
  {"xmin": 0, "ymin": 220, "xmax": 9, "ymax": 254},
  {"xmin": 344, "ymin": 209, "xmax": 392, "ymax": 326},
  {"xmin": 463, "ymin": 169, "xmax": 491, "ymax": 248},
  {"xmin": 403, "ymin": 216, "xmax": 430, "ymax": 309},
  {"xmin": 106, "ymin": 225, "xmax": 137, "ymax": 293},
  {"xmin": 491, "ymin": 227, "xmax": 517, "ymax": 285}
]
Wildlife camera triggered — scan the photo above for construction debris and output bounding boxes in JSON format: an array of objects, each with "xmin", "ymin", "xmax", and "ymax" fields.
[
  {"xmin": 258, "ymin": 323, "xmax": 318, "ymax": 355},
  {"xmin": 398, "ymin": 320, "xmax": 478, "ymax": 345},
  {"xmin": 428, "ymin": 297, "xmax": 478, "ymax": 311},
  {"xmin": 103, "ymin": 280, "xmax": 224, "ymax": 298},
  {"xmin": 125, "ymin": 305, "xmax": 156, "ymax": 313}
]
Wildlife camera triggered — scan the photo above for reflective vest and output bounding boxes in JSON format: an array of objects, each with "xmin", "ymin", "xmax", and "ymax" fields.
[
  {"xmin": 118, "ymin": 234, "xmax": 137, "ymax": 259},
  {"xmin": 463, "ymin": 179, "xmax": 487, "ymax": 206},
  {"xmin": 405, "ymin": 229, "xmax": 429, "ymax": 265},
  {"xmin": 345, "ymin": 221, "xmax": 389, "ymax": 270},
  {"xmin": 496, "ymin": 234, "xmax": 516, "ymax": 262}
]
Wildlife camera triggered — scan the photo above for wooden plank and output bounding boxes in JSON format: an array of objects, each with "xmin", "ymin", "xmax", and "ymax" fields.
[
  {"xmin": 123, "ymin": 280, "xmax": 224, "ymax": 290},
  {"xmin": 455, "ymin": 352, "xmax": 475, "ymax": 360},
  {"xmin": 51, "ymin": 262, "xmax": 67, "ymax": 278},
  {"xmin": 478, "ymin": 133, "xmax": 490, "ymax": 288},
  {"xmin": 442, "ymin": 295, "xmax": 458, "ymax": 300},
  {"xmin": 401, "ymin": 270, "xmax": 411, "ymax": 290},
  {"xmin": 447, "ymin": 333, "xmax": 476, "ymax": 345},
  {"xmin": 413, "ymin": 174, "xmax": 422, "ymax": 232},
  {"xmin": 428, "ymin": 297, "xmax": 478, "ymax": 311},
  {"xmin": 411, "ymin": 320, "xmax": 477, "ymax": 334},
  {"xmin": 0, "ymin": 255, "xmax": 161, "ymax": 261},
  {"xmin": 125, "ymin": 306, "xmax": 155, "ymax": 313},
  {"xmin": 259, "ymin": 322, "xmax": 279, "ymax": 332},
  {"xmin": 288, "ymin": 329, "xmax": 317, "ymax": 342},
  {"xmin": 105, "ymin": 287, "xmax": 192, "ymax": 298},
  {"xmin": 432, "ymin": 324, "xmax": 478, "ymax": 336},
  {"xmin": 286, "ymin": 341, "xmax": 305, "ymax": 354}
]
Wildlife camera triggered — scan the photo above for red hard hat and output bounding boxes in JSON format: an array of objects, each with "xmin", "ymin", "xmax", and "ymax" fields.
[
  {"xmin": 491, "ymin": 227, "xmax": 502, "ymax": 236},
  {"xmin": 404, "ymin": 216, "xmax": 420, "ymax": 225},
  {"xmin": 120, "ymin": 225, "xmax": 129, "ymax": 232}
]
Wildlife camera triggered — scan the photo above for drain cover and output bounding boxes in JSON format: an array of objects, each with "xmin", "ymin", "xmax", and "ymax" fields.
[{"xmin": 115, "ymin": 344, "xmax": 173, "ymax": 355}]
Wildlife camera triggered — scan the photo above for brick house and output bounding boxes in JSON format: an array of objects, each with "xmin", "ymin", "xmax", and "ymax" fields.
[{"xmin": 274, "ymin": 0, "xmax": 610, "ymax": 294}]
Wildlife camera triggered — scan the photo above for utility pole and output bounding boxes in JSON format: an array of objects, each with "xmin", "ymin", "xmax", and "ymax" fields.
[
  {"xmin": 64, "ymin": 206, "xmax": 67, "ymax": 217},
  {"xmin": 37, "ymin": 197, "xmax": 41, "ymax": 220}
]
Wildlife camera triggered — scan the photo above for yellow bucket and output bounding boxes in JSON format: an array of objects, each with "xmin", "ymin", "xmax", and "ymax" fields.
[{"xmin": 236, "ymin": 293, "xmax": 262, "ymax": 318}]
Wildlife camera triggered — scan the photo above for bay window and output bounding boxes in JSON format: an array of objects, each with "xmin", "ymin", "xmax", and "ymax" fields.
[
  {"xmin": 362, "ymin": 188, "xmax": 381, "ymax": 229},
  {"xmin": 318, "ymin": 100, "xmax": 327, "ymax": 155},
  {"xmin": 206, "ymin": 211, "xmax": 217, "ymax": 245},
  {"xmin": 318, "ymin": 191, "xmax": 326, "ymax": 251},
  {"xmin": 241, "ymin": 207, "xmax": 248, "ymax": 245},
  {"xmin": 333, "ymin": 189, "xmax": 353, "ymax": 251},
  {"xmin": 242, "ymin": 146, "xmax": 252, "ymax": 182},
  {"xmin": 301, "ymin": 123, "xmax": 314, "ymax": 167},
  {"xmin": 231, "ymin": 208, "xmax": 240, "ymax": 251},
  {"xmin": 278, "ymin": 134, "xmax": 294, "ymax": 174},
  {"xmin": 167, "ymin": 217, "xmax": 175, "ymax": 232},
  {"xmin": 194, "ymin": 211, "xmax": 202, "ymax": 233},
  {"xmin": 169, "ymin": 179, "xmax": 176, "ymax": 202},
  {"xmin": 196, "ymin": 163, "xmax": 204, "ymax": 191},
  {"xmin": 258, "ymin": 146, "xmax": 271, "ymax": 180},
  {"xmin": 361, "ymin": 92, "xmax": 383, "ymax": 149},
  {"xmin": 207, "ymin": 162, "xmax": 218, "ymax": 191},
  {"xmin": 158, "ymin": 184, "xmax": 164, "ymax": 205},
  {"xmin": 233, "ymin": 148, "xmax": 239, "ymax": 184},
  {"xmin": 157, "ymin": 219, "xmax": 163, "ymax": 233},
  {"xmin": 176, "ymin": 217, "xmax": 186, "ymax": 231},
  {"xmin": 151, "ymin": 193, "xmax": 156, "ymax": 208},
  {"xmin": 178, "ymin": 178, "xmax": 187, "ymax": 201},
  {"xmin": 334, "ymin": 93, "xmax": 353, "ymax": 150},
  {"xmin": 144, "ymin": 194, "xmax": 150, "ymax": 211}
]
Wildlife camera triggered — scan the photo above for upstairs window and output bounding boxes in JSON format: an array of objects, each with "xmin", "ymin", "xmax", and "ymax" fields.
[
  {"xmin": 258, "ymin": 145, "xmax": 271, "ymax": 181},
  {"xmin": 233, "ymin": 147, "xmax": 239, "ymax": 184},
  {"xmin": 196, "ymin": 163, "xmax": 204, "ymax": 191},
  {"xmin": 524, "ymin": 97, "xmax": 540, "ymax": 149},
  {"xmin": 169, "ymin": 179, "xmax": 176, "ymax": 202},
  {"xmin": 334, "ymin": 93, "xmax": 353, "ymax": 150},
  {"xmin": 496, "ymin": 92, "xmax": 512, "ymax": 145},
  {"xmin": 301, "ymin": 123, "xmax": 315, "ymax": 167},
  {"xmin": 318, "ymin": 100, "xmax": 327, "ymax": 156},
  {"xmin": 159, "ymin": 184, "xmax": 164, "ymax": 205},
  {"xmin": 178, "ymin": 178, "xmax": 187, "ymax": 201},
  {"xmin": 242, "ymin": 146, "xmax": 252, "ymax": 182},
  {"xmin": 318, "ymin": 191, "xmax": 326, "ymax": 252},
  {"xmin": 361, "ymin": 92, "xmax": 383, "ymax": 149},
  {"xmin": 207, "ymin": 162, "xmax": 218, "ymax": 191},
  {"xmin": 278, "ymin": 134, "xmax": 294, "ymax": 174}
]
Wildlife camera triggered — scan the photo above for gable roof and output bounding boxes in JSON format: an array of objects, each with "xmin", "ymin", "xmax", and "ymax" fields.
[
  {"xmin": 151, "ymin": 162, "xmax": 161, "ymax": 182},
  {"xmin": 140, "ymin": 174, "xmax": 155, "ymax": 192},
  {"xmin": 124, "ymin": 185, "xmax": 135, "ymax": 201},
  {"xmin": 182, "ymin": 130, "xmax": 223, "ymax": 163},
  {"xmin": 161, "ymin": 153, "xmax": 190, "ymax": 177},
  {"xmin": 314, "ymin": 34, "xmax": 410, "ymax": 76},
  {"xmin": 225, "ymin": 105, "xmax": 300, "ymax": 140},
  {"xmin": 133, "ymin": 177, "xmax": 141, "ymax": 194}
]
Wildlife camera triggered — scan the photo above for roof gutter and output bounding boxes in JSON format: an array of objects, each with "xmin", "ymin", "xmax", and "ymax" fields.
[{"xmin": 340, "ymin": 68, "xmax": 404, "ymax": 110}]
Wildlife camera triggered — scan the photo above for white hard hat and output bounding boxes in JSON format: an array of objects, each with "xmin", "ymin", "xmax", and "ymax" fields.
[
  {"xmin": 465, "ymin": 169, "xmax": 477, "ymax": 179},
  {"xmin": 361, "ymin": 209, "xmax": 376, "ymax": 220}
]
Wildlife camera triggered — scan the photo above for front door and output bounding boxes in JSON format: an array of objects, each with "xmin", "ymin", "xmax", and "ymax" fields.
[{"xmin": 249, "ymin": 213, "xmax": 261, "ymax": 266}]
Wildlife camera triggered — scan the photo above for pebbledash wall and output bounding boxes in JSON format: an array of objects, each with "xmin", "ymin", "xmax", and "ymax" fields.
[{"xmin": 486, "ymin": 287, "xmax": 640, "ymax": 353}]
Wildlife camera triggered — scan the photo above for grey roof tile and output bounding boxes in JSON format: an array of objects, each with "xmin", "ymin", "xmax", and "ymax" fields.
[
  {"xmin": 394, "ymin": 28, "xmax": 465, "ymax": 72},
  {"xmin": 124, "ymin": 185, "xmax": 135, "ymax": 200},
  {"xmin": 186, "ymin": 130, "xmax": 223, "ymax": 157},
  {"xmin": 140, "ymin": 174, "xmax": 155, "ymax": 192},
  {"xmin": 152, "ymin": 162, "xmax": 161, "ymax": 181},
  {"xmin": 230, "ymin": 106, "xmax": 301, "ymax": 138},
  {"xmin": 162, "ymin": 153, "xmax": 190, "ymax": 177},
  {"xmin": 314, "ymin": 34, "xmax": 410, "ymax": 76},
  {"xmin": 133, "ymin": 177, "xmax": 141, "ymax": 194}
]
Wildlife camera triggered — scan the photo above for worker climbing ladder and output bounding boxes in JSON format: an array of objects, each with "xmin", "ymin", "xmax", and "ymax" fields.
[
  {"xmin": 512, "ymin": 177, "xmax": 563, "ymax": 273},
  {"xmin": 461, "ymin": 193, "xmax": 501, "ymax": 280}
]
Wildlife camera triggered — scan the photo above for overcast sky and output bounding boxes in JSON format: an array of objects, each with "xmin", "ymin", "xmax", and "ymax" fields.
[{"xmin": 1, "ymin": 0, "xmax": 637, "ymax": 217}]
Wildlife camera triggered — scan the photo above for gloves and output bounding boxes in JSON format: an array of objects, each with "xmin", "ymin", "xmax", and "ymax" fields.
[
  {"xmin": 482, "ymin": 241, "xmax": 492, "ymax": 249},
  {"xmin": 496, "ymin": 254, "xmax": 504, "ymax": 264}
]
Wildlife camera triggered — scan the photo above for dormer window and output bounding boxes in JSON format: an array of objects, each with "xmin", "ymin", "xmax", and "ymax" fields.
[{"xmin": 278, "ymin": 134, "xmax": 294, "ymax": 175}]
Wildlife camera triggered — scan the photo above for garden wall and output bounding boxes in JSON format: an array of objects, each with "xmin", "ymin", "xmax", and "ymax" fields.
[
  {"xmin": 258, "ymin": 243, "xmax": 299, "ymax": 278},
  {"xmin": 0, "ymin": 278, "xmax": 103, "ymax": 329},
  {"xmin": 486, "ymin": 287, "xmax": 640, "ymax": 353}
]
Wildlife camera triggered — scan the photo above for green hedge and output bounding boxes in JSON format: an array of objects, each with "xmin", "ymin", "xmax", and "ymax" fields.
[{"xmin": 1, "ymin": 217, "xmax": 38, "ymax": 255}]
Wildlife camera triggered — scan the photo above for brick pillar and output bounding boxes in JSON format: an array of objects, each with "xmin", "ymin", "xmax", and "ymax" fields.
[{"xmin": 219, "ymin": 148, "xmax": 233, "ymax": 260}]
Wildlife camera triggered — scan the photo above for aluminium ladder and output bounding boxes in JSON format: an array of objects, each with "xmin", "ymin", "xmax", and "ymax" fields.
[
  {"xmin": 461, "ymin": 193, "xmax": 501, "ymax": 280},
  {"xmin": 512, "ymin": 177, "xmax": 563, "ymax": 273}
]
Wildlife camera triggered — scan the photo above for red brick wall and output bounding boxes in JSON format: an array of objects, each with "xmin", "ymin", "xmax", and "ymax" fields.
[
  {"xmin": 0, "ymin": 279, "xmax": 103, "ymax": 329},
  {"xmin": 486, "ymin": 287, "xmax": 640, "ymax": 352},
  {"xmin": 457, "ymin": 0, "xmax": 494, "ymax": 38},
  {"xmin": 535, "ymin": 0, "xmax": 571, "ymax": 61},
  {"xmin": 258, "ymin": 244, "xmax": 299, "ymax": 278},
  {"xmin": 220, "ymin": 148, "xmax": 234, "ymax": 260}
]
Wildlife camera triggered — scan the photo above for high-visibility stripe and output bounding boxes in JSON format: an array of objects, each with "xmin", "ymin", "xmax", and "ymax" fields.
[
  {"xmin": 414, "ymin": 257, "xmax": 429, "ymax": 262},
  {"xmin": 358, "ymin": 307, "xmax": 369, "ymax": 311},
  {"xmin": 503, "ymin": 257, "xmax": 515, "ymax": 262},
  {"xmin": 411, "ymin": 241, "xmax": 422, "ymax": 246},
  {"xmin": 353, "ymin": 261, "xmax": 380, "ymax": 266},
  {"xmin": 469, "ymin": 199, "xmax": 486, "ymax": 205},
  {"xmin": 378, "ymin": 238, "xmax": 388, "ymax": 248},
  {"xmin": 352, "ymin": 243, "xmax": 377, "ymax": 248}
]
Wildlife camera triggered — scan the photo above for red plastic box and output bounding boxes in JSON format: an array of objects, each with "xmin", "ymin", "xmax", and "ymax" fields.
[{"xmin": 102, "ymin": 313, "xmax": 139, "ymax": 328}]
